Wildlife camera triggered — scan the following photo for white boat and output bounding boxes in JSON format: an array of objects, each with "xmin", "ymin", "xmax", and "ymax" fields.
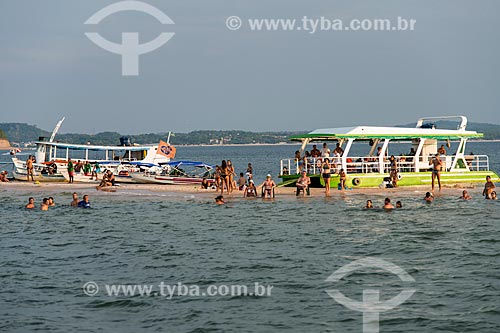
[
  {"xmin": 12, "ymin": 118, "xmax": 174, "ymax": 182},
  {"xmin": 130, "ymin": 161, "xmax": 215, "ymax": 185},
  {"xmin": 12, "ymin": 170, "xmax": 64, "ymax": 182}
]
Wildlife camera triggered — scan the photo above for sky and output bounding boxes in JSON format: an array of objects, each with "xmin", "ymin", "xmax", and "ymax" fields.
[{"xmin": 1, "ymin": 0, "xmax": 499, "ymax": 134}]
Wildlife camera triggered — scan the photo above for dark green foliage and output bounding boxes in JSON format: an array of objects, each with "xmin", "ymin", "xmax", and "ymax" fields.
[{"xmin": 2, "ymin": 120, "xmax": 500, "ymax": 145}]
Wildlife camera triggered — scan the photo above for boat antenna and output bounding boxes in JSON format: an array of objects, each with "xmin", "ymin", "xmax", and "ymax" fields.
[
  {"xmin": 166, "ymin": 131, "xmax": 171, "ymax": 144},
  {"xmin": 49, "ymin": 117, "xmax": 65, "ymax": 142}
]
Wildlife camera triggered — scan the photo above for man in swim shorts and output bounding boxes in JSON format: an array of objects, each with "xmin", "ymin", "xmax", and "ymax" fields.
[
  {"xmin": 26, "ymin": 156, "xmax": 34, "ymax": 181},
  {"xmin": 429, "ymin": 153, "xmax": 443, "ymax": 192}
]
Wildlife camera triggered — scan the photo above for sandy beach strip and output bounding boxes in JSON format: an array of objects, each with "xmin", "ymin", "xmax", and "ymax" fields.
[{"xmin": 0, "ymin": 181, "xmax": 481, "ymax": 199}]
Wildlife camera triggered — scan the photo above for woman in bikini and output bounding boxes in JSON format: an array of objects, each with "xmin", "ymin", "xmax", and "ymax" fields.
[
  {"xmin": 260, "ymin": 174, "xmax": 276, "ymax": 198},
  {"xmin": 321, "ymin": 158, "xmax": 332, "ymax": 196},
  {"xmin": 244, "ymin": 180, "xmax": 257, "ymax": 197},
  {"xmin": 338, "ymin": 168, "xmax": 347, "ymax": 190},
  {"xmin": 214, "ymin": 165, "xmax": 221, "ymax": 190},
  {"xmin": 220, "ymin": 160, "xmax": 230, "ymax": 195},
  {"xmin": 227, "ymin": 160, "xmax": 235, "ymax": 193}
]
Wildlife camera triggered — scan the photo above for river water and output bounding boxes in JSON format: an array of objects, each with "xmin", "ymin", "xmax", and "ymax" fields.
[{"xmin": 0, "ymin": 143, "xmax": 499, "ymax": 332}]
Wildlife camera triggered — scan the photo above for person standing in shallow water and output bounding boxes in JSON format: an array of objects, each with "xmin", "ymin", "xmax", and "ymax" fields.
[
  {"xmin": 67, "ymin": 159, "xmax": 74, "ymax": 183},
  {"xmin": 482, "ymin": 176, "xmax": 495, "ymax": 199},
  {"xmin": 321, "ymin": 158, "xmax": 332, "ymax": 196},
  {"xmin": 227, "ymin": 160, "xmax": 235, "ymax": 193},
  {"xmin": 219, "ymin": 160, "xmax": 230, "ymax": 195},
  {"xmin": 26, "ymin": 156, "xmax": 34, "ymax": 182},
  {"xmin": 429, "ymin": 154, "xmax": 443, "ymax": 192}
]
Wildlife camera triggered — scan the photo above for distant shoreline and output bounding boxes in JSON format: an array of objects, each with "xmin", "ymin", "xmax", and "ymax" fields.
[{"xmin": 1, "ymin": 139, "xmax": 499, "ymax": 151}]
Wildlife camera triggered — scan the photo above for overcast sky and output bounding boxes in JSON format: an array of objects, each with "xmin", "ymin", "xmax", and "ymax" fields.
[{"xmin": 1, "ymin": 0, "xmax": 499, "ymax": 134}]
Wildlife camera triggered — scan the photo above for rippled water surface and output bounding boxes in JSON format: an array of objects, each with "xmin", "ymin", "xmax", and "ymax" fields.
[{"xmin": 1, "ymin": 143, "xmax": 499, "ymax": 332}]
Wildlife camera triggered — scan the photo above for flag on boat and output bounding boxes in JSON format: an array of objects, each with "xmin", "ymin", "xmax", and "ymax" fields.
[{"xmin": 157, "ymin": 140, "xmax": 176, "ymax": 158}]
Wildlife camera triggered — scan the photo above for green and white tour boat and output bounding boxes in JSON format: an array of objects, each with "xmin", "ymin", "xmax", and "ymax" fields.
[{"xmin": 279, "ymin": 116, "xmax": 499, "ymax": 188}]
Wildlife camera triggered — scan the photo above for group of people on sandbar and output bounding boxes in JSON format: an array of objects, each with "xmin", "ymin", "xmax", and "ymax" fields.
[{"xmin": 207, "ymin": 161, "xmax": 277, "ymax": 200}]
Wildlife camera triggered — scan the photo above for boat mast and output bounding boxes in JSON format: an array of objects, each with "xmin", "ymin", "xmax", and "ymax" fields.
[
  {"xmin": 49, "ymin": 117, "xmax": 65, "ymax": 142},
  {"xmin": 36, "ymin": 117, "xmax": 65, "ymax": 163}
]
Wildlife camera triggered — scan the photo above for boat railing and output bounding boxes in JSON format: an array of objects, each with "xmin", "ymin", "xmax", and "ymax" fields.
[
  {"xmin": 279, "ymin": 154, "xmax": 491, "ymax": 176},
  {"xmin": 465, "ymin": 155, "xmax": 489, "ymax": 171},
  {"xmin": 280, "ymin": 156, "xmax": 418, "ymax": 176}
]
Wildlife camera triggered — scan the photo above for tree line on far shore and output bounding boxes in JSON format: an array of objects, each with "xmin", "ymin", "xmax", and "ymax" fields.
[{"xmin": 2, "ymin": 121, "xmax": 500, "ymax": 146}]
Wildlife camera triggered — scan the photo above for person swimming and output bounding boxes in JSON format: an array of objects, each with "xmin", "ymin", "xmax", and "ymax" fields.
[
  {"xmin": 459, "ymin": 190, "xmax": 472, "ymax": 200},
  {"xmin": 77, "ymin": 195, "xmax": 91, "ymax": 208},
  {"xmin": 491, "ymin": 191, "xmax": 497, "ymax": 200},
  {"xmin": 48, "ymin": 197, "xmax": 56, "ymax": 207},
  {"xmin": 25, "ymin": 197, "xmax": 35, "ymax": 209},
  {"xmin": 70, "ymin": 192, "xmax": 79, "ymax": 207},
  {"xmin": 41, "ymin": 198, "xmax": 49, "ymax": 211},
  {"xmin": 365, "ymin": 200, "xmax": 373, "ymax": 209},
  {"xmin": 215, "ymin": 195, "xmax": 225, "ymax": 204},
  {"xmin": 424, "ymin": 192, "xmax": 434, "ymax": 202},
  {"xmin": 383, "ymin": 198, "xmax": 394, "ymax": 209},
  {"xmin": 396, "ymin": 201, "xmax": 402, "ymax": 208}
]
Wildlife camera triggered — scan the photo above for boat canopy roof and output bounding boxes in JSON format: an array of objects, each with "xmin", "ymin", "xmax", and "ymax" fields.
[
  {"xmin": 290, "ymin": 126, "xmax": 483, "ymax": 141},
  {"xmin": 35, "ymin": 141, "xmax": 155, "ymax": 151},
  {"xmin": 159, "ymin": 160, "xmax": 214, "ymax": 168}
]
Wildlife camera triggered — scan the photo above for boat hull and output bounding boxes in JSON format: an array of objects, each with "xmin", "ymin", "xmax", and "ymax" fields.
[
  {"xmin": 280, "ymin": 170, "xmax": 500, "ymax": 188},
  {"xmin": 12, "ymin": 170, "xmax": 65, "ymax": 182},
  {"xmin": 130, "ymin": 173, "xmax": 214, "ymax": 185}
]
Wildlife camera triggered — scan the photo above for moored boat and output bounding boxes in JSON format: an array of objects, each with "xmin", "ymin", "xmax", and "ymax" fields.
[
  {"xmin": 279, "ymin": 116, "xmax": 500, "ymax": 188},
  {"xmin": 12, "ymin": 118, "xmax": 175, "ymax": 183},
  {"xmin": 130, "ymin": 161, "xmax": 215, "ymax": 185}
]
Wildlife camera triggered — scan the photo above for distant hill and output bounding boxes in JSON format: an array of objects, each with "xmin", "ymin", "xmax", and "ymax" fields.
[
  {"xmin": 397, "ymin": 121, "xmax": 500, "ymax": 140},
  {"xmin": 0, "ymin": 129, "xmax": 10, "ymax": 148},
  {"xmin": 0, "ymin": 122, "xmax": 299, "ymax": 145},
  {"xmin": 0, "ymin": 123, "xmax": 49, "ymax": 143}
]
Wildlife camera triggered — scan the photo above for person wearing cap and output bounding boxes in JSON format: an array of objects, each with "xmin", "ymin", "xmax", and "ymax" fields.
[
  {"xmin": 296, "ymin": 170, "xmax": 310, "ymax": 196},
  {"xmin": 260, "ymin": 174, "xmax": 276, "ymax": 198},
  {"xmin": 244, "ymin": 179, "xmax": 257, "ymax": 197}
]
